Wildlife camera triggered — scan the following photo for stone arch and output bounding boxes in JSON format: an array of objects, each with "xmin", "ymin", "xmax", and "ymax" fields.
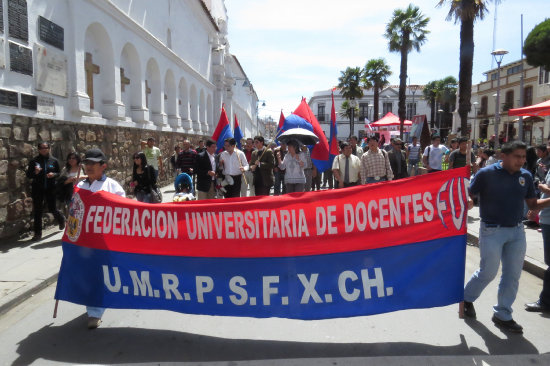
[
  {"xmin": 145, "ymin": 58, "xmax": 162, "ymax": 119},
  {"xmin": 179, "ymin": 77, "xmax": 191, "ymax": 131},
  {"xmin": 199, "ymin": 89, "xmax": 206, "ymax": 133},
  {"xmin": 207, "ymin": 94, "xmax": 213, "ymax": 132},
  {"xmin": 164, "ymin": 69, "xmax": 178, "ymax": 127},
  {"xmin": 120, "ymin": 42, "xmax": 142, "ymax": 119},
  {"xmin": 84, "ymin": 22, "xmax": 115, "ymax": 116},
  {"xmin": 189, "ymin": 84, "xmax": 199, "ymax": 133}
]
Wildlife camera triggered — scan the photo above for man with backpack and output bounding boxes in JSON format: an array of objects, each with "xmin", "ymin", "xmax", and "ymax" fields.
[{"xmin": 422, "ymin": 135, "xmax": 448, "ymax": 173}]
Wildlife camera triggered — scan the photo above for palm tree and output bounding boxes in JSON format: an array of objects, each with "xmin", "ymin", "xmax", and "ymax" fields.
[
  {"xmin": 435, "ymin": 76, "xmax": 458, "ymax": 134},
  {"xmin": 385, "ymin": 4, "xmax": 430, "ymax": 138},
  {"xmin": 423, "ymin": 80, "xmax": 438, "ymax": 129},
  {"xmin": 338, "ymin": 100, "xmax": 359, "ymax": 121},
  {"xmin": 437, "ymin": 0, "xmax": 500, "ymax": 137},
  {"xmin": 362, "ymin": 58, "xmax": 392, "ymax": 122},
  {"xmin": 337, "ymin": 67, "xmax": 364, "ymax": 138}
]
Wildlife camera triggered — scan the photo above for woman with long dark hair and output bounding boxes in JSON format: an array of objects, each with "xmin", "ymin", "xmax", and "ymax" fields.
[
  {"xmin": 131, "ymin": 151, "xmax": 157, "ymax": 203},
  {"xmin": 57, "ymin": 152, "xmax": 86, "ymax": 211}
]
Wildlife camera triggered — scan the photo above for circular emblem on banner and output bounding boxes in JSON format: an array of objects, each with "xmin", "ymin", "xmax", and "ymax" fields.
[
  {"xmin": 67, "ymin": 192, "xmax": 85, "ymax": 242},
  {"xmin": 519, "ymin": 177, "xmax": 526, "ymax": 187}
]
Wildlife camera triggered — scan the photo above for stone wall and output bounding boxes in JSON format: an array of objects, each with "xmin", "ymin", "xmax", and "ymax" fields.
[{"xmin": 0, "ymin": 115, "xmax": 197, "ymax": 239}]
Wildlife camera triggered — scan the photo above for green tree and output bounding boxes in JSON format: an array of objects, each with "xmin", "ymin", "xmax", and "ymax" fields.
[
  {"xmin": 385, "ymin": 4, "xmax": 430, "ymax": 138},
  {"xmin": 435, "ymin": 76, "xmax": 458, "ymax": 134},
  {"xmin": 337, "ymin": 67, "xmax": 364, "ymax": 138},
  {"xmin": 338, "ymin": 100, "xmax": 359, "ymax": 121},
  {"xmin": 423, "ymin": 80, "xmax": 438, "ymax": 128},
  {"xmin": 362, "ymin": 58, "xmax": 392, "ymax": 122},
  {"xmin": 524, "ymin": 18, "xmax": 550, "ymax": 70},
  {"xmin": 438, "ymin": 0, "xmax": 500, "ymax": 138}
]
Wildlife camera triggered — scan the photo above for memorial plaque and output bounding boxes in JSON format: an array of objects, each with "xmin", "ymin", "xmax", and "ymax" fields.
[
  {"xmin": 0, "ymin": 2, "xmax": 4, "ymax": 33},
  {"xmin": 0, "ymin": 89, "xmax": 18, "ymax": 107},
  {"xmin": 8, "ymin": 0, "xmax": 28, "ymax": 42},
  {"xmin": 9, "ymin": 42, "xmax": 32, "ymax": 76},
  {"xmin": 35, "ymin": 44, "xmax": 67, "ymax": 96},
  {"xmin": 37, "ymin": 96, "xmax": 55, "ymax": 115},
  {"xmin": 21, "ymin": 93, "xmax": 37, "ymax": 110},
  {"xmin": 0, "ymin": 39, "xmax": 5, "ymax": 69},
  {"xmin": 38, "ymin": 16, "xmax": 64, "ymax": 50}
]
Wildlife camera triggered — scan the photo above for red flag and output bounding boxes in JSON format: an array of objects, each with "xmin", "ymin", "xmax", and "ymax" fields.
[
  {"xmin": 292, "ymin": 99, "xmax": 329, "ymax": 166},
  {"xmin": 212, "ymin": 106, "xmax": 233, "ymax": 153}
]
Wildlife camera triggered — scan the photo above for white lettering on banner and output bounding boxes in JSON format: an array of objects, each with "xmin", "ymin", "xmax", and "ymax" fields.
[
  {"xmin": 83, "ymin": 183, "xmax": 459, "ymax": 242},
  {"xmin": 101, "ymin": 266, "xmax": 394, "ymax": 308},
  {"xmin": 85, "ymin": 206, "xmax": 178, "ymax": 239}
]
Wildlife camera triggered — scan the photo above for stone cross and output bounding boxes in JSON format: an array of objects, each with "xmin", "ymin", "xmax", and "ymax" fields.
[
  {"xmin": 145, "ymin": 80, "xmax": 151, "ymax": 108},
  {"xmin": 84, "ymin": 52, "xmax": 100, "ymax": 109},
  {"xmin": 120, "ymin": 68, "xmax": 130, "ymax": 92}
]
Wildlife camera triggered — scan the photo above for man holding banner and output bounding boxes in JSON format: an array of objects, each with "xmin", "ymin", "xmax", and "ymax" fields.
[
  {"xmin": 219, "ymin": 138, "xmax": 248, "ymax": 198},
  {"xmin": 75, "ymin": 148, "xmax": 125, "ymax": 329},
  {"xmin": 464, "ymin": 141, "xmax": 550, "ymax": 334}
]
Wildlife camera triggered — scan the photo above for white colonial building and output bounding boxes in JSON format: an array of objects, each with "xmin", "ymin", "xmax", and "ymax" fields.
[
  {"xmin": 308, "ymin": 85, "xmax": 430, "ymax": 139},
  {"xmin": 0, "ymin": 0, "xmax": 258, "ymax": 136},
  {"xmin": 468, "ymin": 60, "xmax": 550, "ymax": 145}
]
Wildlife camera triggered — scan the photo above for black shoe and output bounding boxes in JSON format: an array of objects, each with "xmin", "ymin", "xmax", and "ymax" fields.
[
  {"xmin": 59, "ymin": 217, "xmax": 66, "ymax": 230},
  {"xmin": 464, "ymin": 301, "xmax": 476, "ymax": 318},
  {"xmin": 492, "ymin": 315, "xmax": 523, "ymax": 333},
  {"xmin": 525, "ymin": 300, "xmax": 550, "ymax": 313},
  {"xmin": 31, "ymin": 234, "xmax": 42, "ymax": 241}
]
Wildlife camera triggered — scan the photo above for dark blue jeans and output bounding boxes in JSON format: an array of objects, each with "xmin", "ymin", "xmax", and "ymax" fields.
[{"xmin": 539, "ymin": 224, "xmax": 550, "ymax": 307}]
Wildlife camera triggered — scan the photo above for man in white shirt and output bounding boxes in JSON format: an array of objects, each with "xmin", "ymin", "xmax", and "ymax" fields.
[
  {"xmin": 350, "ymin": 135, "xmax": 364, "ymax": 158},
  {"xmin": 333, "ymin": 142, "xmax": 361, "ymax": 188},
  {"xmin": 422, "ymin": 135, "xmax": 449, "ymax": 173},
  {"xmin": 77, "ymin": 148, "xmax": 125, "ymax": 329},
  {"xmin": 219, "ymin": 138, "xmax": 249, "ymax": 198}
]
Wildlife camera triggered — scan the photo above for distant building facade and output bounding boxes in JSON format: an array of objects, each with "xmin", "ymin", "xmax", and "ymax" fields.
[
  {"xmin": 308, "ymin": 85, "xmax": 430, "ymax": 140},
  {"xmin": 468, "ymin": 59, "xmax": 550, "ymax": 145}
]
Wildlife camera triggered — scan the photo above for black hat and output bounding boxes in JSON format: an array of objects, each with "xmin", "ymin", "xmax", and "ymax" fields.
[{"xmin": 83, "ymin": 148, "xmax": 106, "ymax": 162}]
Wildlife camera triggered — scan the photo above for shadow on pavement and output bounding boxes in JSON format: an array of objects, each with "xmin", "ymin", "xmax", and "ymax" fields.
[
  {"xmin": 464, "ymin": 317, "xmax": 538, "ymax": 355},
  {"xmin": 13, "ymin": 314, "xmax": 540, "ymax": 365},
  {"xmin": 0, "ymin": 232, "xmax": 60, "ymax": 254}
]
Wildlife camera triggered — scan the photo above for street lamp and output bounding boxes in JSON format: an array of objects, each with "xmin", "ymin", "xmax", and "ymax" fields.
[
  {"xmin": 472, "ymin": 101, "xmax": 479, "ymax": 143},
  {"xmin": 349, "ymin": 98, "xmax": 357, "ymax": 139},
  {"xmin": 437, "ymin": 108, "xmax": 444, "ymax": 135},
  {"xmin": 491, "ymin": 49, "xmax": 508, "ymax": 148},
  {"xmin": 257, "ymin": 100, "xmax": 267, "ymax": 136}
]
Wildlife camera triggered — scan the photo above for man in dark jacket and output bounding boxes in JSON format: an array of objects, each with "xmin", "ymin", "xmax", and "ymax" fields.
[
  {"xmin": 388, "ymin": 138, "xmax": 409, "ymax": 180},
  {"xmin": 26, "ymin": 142, "xmax": 65, "ymax": 240},
  {"xmin": 194, "ymin": 139, "xmax": 217, "ymax": 200},
  {"xmin": 249, "ymin": 136, "xmax": 275, "ymax": 196}
]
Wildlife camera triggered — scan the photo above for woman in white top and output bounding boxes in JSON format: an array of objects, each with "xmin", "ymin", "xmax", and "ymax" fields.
[
  {"xmin": 277, "ymin": 140, "xmax": 307, "ymax": 193},
  {"xmin": 57, "ymin": 152, "xmax": 87, "ymax": 211}
]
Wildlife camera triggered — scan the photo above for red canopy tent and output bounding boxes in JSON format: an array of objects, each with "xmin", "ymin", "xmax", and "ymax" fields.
[
  {"xmin": 369, "ymin": 112, "xmax": 413, "ymax": 127},
  {"xmin": 508, "ymin": 99, "xmax": 550, "ymax": 117}
]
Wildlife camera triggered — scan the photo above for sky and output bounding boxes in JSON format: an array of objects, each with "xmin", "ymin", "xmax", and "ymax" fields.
[{"xmin": 227, "ymin": 0, "xmax": 549, "ymax": 118}]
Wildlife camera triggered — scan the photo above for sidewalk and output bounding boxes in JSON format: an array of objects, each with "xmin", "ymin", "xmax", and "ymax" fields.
[
  {"xmin": 0, "ymin": 188, "xmax": 547, "ymax": 316},
  {"xmin": 0, "ymin": 183, "xmax": 176, "ymax": 316}
]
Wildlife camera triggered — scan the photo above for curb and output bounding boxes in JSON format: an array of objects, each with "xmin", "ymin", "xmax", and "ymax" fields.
[{"xmin": 0, "ymin": 273, "xmax": 58, "ymax": 317}]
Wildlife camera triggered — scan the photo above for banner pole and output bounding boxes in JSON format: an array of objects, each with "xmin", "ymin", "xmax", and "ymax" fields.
[
  {"xmin": 53, "ymin": 299, "xmax": 59, "ymax": 318},
  {"xmin": 459, "ymin": 140, "xmax": 473, "ymax": 319}
]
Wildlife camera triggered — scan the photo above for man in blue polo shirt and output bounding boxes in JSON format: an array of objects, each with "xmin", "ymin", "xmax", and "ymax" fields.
[{"xmin": 463, "ymin": 141, "xmax": 550, "ymax": 333}]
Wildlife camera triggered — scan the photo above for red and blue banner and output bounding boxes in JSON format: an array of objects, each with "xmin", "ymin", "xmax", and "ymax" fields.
[
  {"xmin": 212, "ymin": 106, "xmax": 233, "ymax": 153},
  {"xmin": 55, "ymin": 168, "xmax": 469, "ymax": 320}
]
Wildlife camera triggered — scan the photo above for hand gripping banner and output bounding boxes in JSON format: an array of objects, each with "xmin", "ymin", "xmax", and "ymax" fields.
[{"xmin": 55, "ymin": 167, "xmax": 470, "ymax": 320}]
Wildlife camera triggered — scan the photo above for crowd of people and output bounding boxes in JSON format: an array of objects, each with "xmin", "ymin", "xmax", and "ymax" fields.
[{"xmin": 25, "ymin": 133, "xmax": 550, "ymax": 331}]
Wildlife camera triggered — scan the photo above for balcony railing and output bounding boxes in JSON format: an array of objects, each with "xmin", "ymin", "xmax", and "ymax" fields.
[{"xmin": 316, "ymin": 114, "xmax": 329, "ymax": 122}]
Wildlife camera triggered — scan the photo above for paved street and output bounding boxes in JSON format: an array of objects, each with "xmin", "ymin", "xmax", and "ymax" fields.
[
  {"xmin": 0, "ymin": 245, "xmax": 549, "ymax": 365},
  {"xmin": 0, "ymin": 185, "xmax": 549, "ymax": 365}
]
